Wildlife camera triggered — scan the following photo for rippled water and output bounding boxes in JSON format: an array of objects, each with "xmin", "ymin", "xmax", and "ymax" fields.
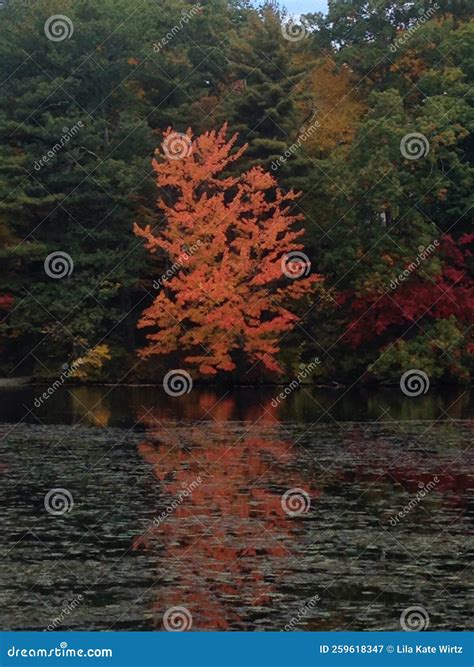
[{"xmin": 0, "ymin": 386, "xmax": 472, "ymax": 631}]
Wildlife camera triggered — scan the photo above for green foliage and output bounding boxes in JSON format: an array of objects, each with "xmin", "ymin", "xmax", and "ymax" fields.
[
  {"xmin": 0, "ymin": 0, "xmax": 472, "ymax": 384},
  {"xmin": 369, "ymin": 318, "xmax": 472, "ymax": 383}
]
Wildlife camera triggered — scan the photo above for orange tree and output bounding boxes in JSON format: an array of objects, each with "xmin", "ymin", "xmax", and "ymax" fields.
[{"xmin": 134, "ymin": 124, "xmax": 320, "ymax": 377}]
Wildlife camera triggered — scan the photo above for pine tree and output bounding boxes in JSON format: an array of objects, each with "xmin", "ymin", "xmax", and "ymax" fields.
[{"xmin": 214, "ymin": 5, "xmax": 307, "ymax": 175}]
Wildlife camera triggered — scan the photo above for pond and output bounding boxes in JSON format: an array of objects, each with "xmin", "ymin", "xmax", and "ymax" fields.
[{"xmin": 0, "ymin": 385, "xmax": 472, "ymax": 631}]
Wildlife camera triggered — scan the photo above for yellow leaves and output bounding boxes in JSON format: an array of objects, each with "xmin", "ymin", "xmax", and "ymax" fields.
[
  {"xmin": 124, "ymin": 80, "xmax": 146, "ymax": 100},
  {"xmin": 70, "ymin": 388, "xmax": 111, "ymax": 427},
  {"xmin": 294, "ymin": 56, "xmax": 365, "ymax": 155},
  {"xmin": 69, "ymin": 344, "xmax": 112, "ymax": 381},
  {"xmin": 390, "ymin": 53, "xmax": 427, "ymax": 79},
  {"xmin": 359, "ymin": 272, "xmax": 389, "ymax": 296}
]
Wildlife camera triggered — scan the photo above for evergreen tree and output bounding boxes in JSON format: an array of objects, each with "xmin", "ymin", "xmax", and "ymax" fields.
[{"xmin": 215, "ymin": 5, "xmax": 307, "ymax": 175}]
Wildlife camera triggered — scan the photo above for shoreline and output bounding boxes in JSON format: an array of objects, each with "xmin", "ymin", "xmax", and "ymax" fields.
[{"xmin": 0, "ymin": 378, "xmax": 472, "ymax": 389}]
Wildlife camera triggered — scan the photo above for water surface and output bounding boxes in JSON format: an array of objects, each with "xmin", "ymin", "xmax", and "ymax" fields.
[{"xmin": 0, "ymin": 386, "xmax": 472, "ymax": 631}]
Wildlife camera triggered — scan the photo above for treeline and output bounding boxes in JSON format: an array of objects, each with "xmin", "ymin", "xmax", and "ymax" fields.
[{"xmin": 0, "ymin": 0, "xmax": 472, "ymax": 384}]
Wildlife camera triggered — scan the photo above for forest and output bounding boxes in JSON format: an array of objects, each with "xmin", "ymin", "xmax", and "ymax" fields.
[{"xmin": 0, "ymin": 0, "xmax": 472, "ymax": 385}]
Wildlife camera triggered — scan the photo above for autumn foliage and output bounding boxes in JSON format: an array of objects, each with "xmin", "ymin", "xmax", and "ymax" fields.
[
  {"xmin": 294, "ymin": 56, "xmax": 365, "ymax": 155},
  {"xmin": 134, "ymin": 125, "xmax": 319, "ymax": 376},
  {"xmin": 132, "ymin": 398, "xmax": 318, "ymax": 628},
  {"xmin": 342, "ymin": 235, "xmax": 474, "ymax": 347},
  {"xmin": 0, "ymin": 294, "xmax": 13, "ymax": 312}
]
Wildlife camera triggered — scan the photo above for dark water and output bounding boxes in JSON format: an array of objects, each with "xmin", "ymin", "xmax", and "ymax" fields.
[{"xmin": 0, "ymin": 386, "xmax": 472, "ymax": 631}]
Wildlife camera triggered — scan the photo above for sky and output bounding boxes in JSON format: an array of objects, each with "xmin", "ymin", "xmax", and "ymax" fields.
[{"xmin": 280, "ymin": 0, "xmax": 328, "ymax": 13}]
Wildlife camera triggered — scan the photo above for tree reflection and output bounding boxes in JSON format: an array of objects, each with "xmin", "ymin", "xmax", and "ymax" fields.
[{"xmin": 132, "ymin": 394, "xmax": 315, "ymax": 630}]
